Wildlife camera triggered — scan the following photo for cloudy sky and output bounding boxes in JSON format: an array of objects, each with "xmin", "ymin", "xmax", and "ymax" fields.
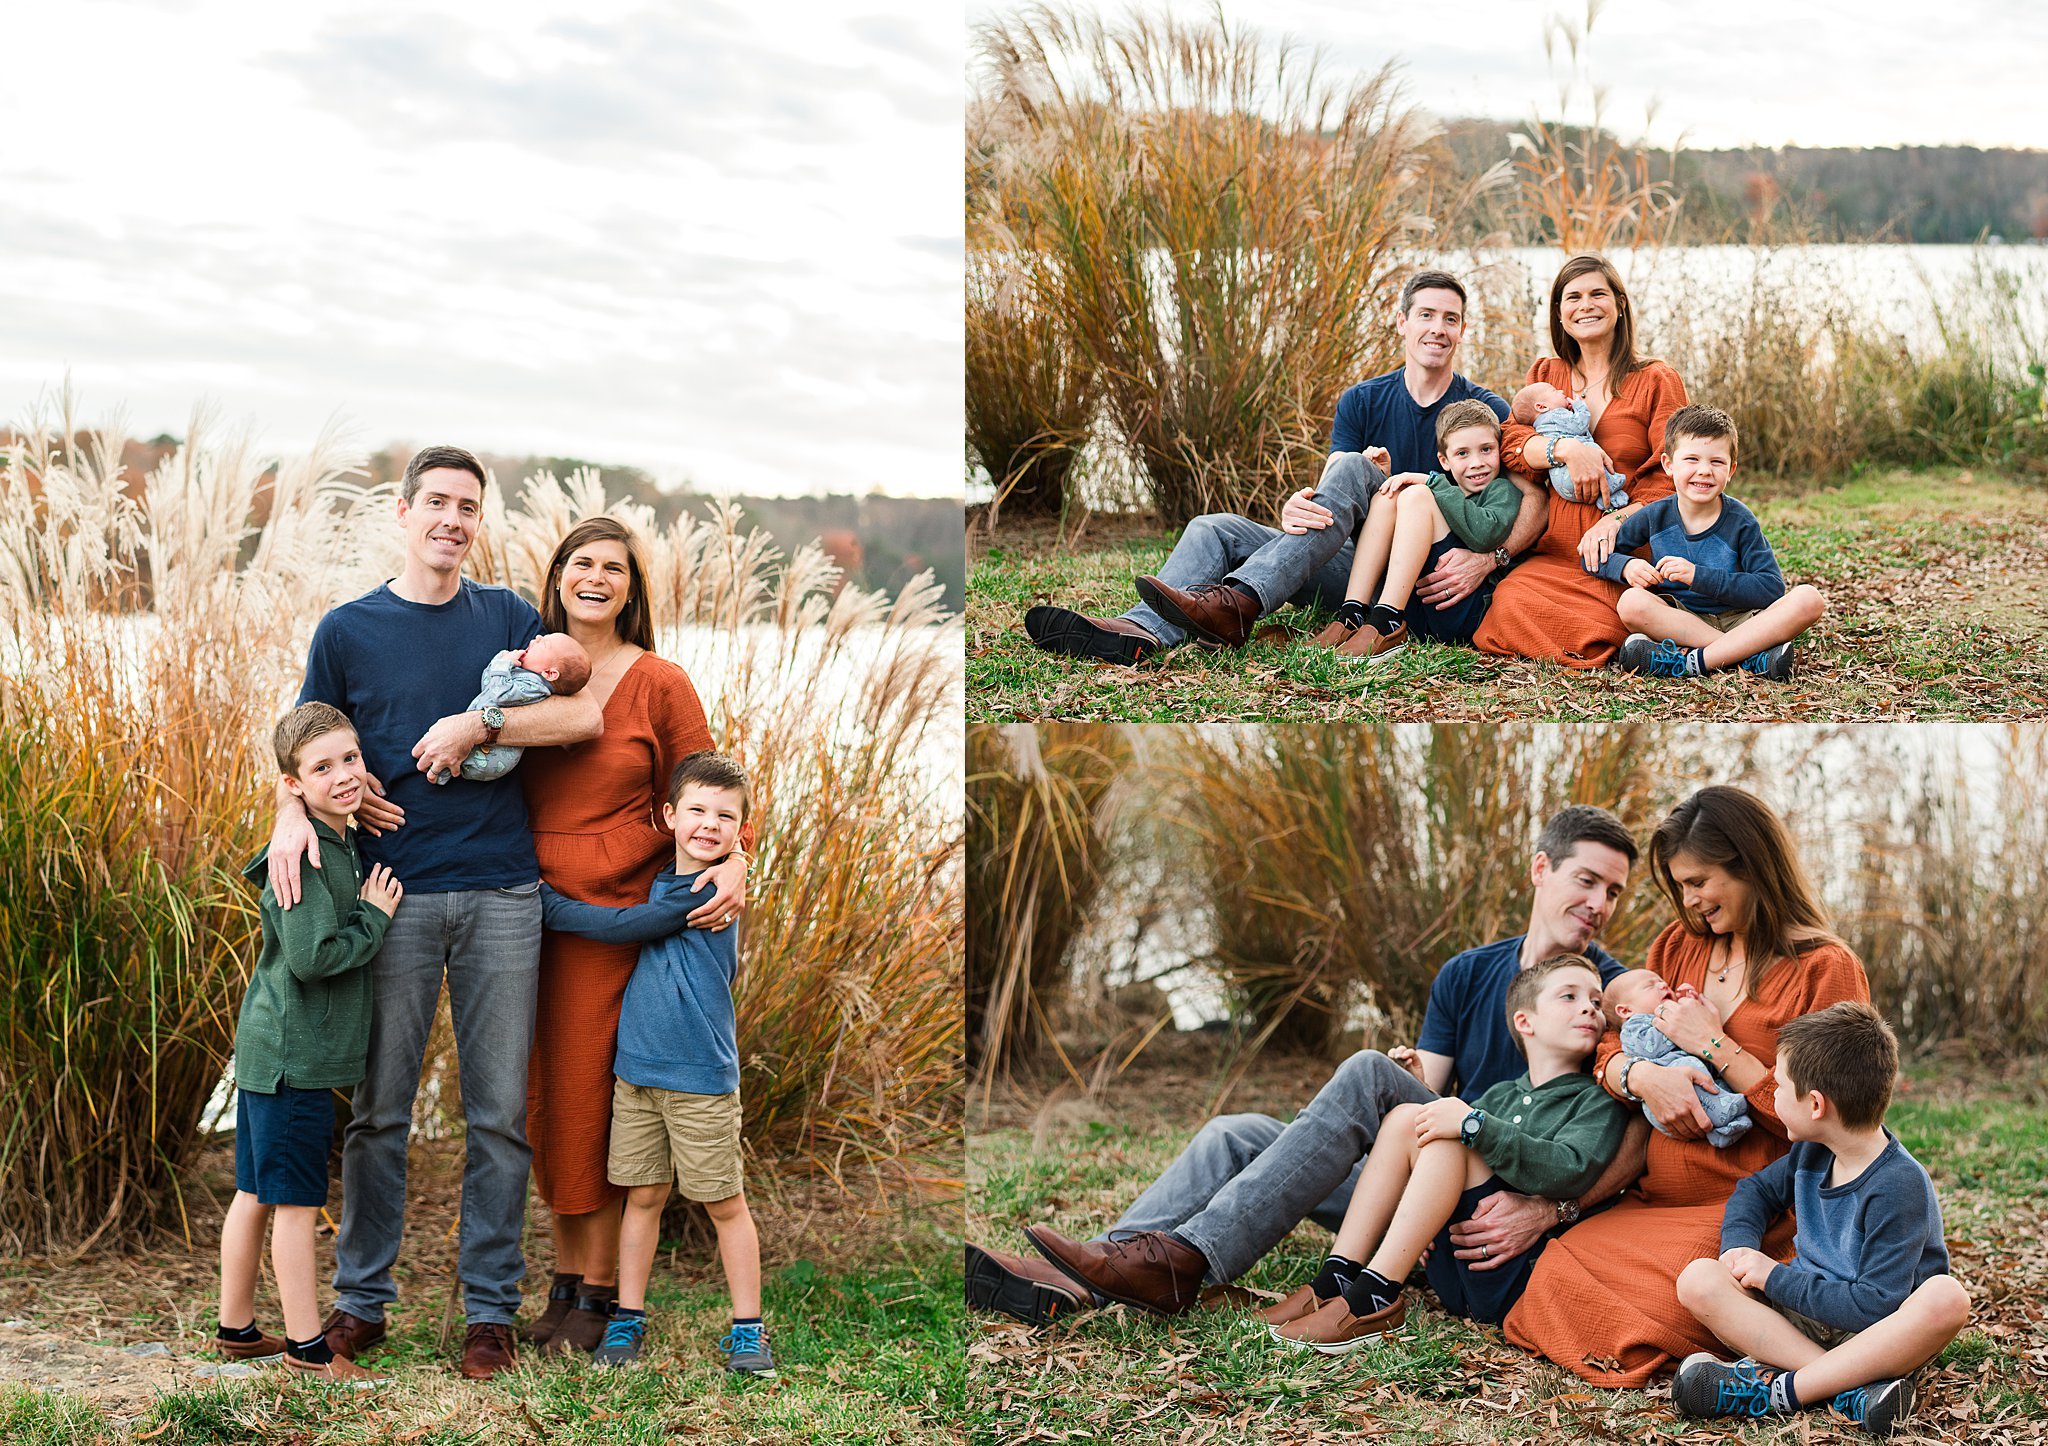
[
  {"xmin": 974, "ymin": 0, "xmax": 2045, "ymax": 151},
  {"xmin": 1, "ymin": 1, "xmax": 960, "ymax": 496}
]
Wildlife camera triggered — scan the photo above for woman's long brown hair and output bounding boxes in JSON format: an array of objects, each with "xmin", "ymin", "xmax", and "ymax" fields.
[
  {"xmin": 1548, "ymin": 253, "xmax": 1651, "ymax": 391},
  {"xmin": 538, "ymin": 515, "xmax": 656, "ymax": 653},
  {"xmin": 1649, "ymin": 785, "xmax": 1843, "ymax": 1001}
]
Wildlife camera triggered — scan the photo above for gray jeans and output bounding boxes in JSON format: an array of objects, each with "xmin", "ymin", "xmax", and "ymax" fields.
[
  {"xmin": 1101, "ymin": 1050, "xmax": 1436, "ymax": 1282},
  {"xmin": 1123, "ymin": 452, "xmax": 1387, "ymax": 647},
  {"xmin": 332, "ymin": 884, "xmax": 542, "ymax": 1326}
]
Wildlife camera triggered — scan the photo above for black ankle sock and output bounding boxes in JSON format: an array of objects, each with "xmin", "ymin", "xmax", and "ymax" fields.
[
  {"xmin": 1164, "ymin": 1229, "xmax": 1208, "ymax": 1271},
  {"xmin": 285, "ymin": 1333, "xmax": 334, "ymax": 1364},
  {"xmin": 216, "ymin": 1321, "xmax": 263, "ymax": 1344},
  {"xmin": 1309, "ymin": 1254, "xmax": 1364, "ymax": 1300},
  {"xmin": 731, "ymin": 1314, "xmax": 761, "ymax": 1328},
  {"xmin": 1773, "ymin": 1369, "xmax": 1800, "ymax": 1412},
  {"xmin": 1342, "ymin": 1267, "xmax": 1402, "ymax": 1314},
  {"xmin": 612, "ymin": 1305, "xmax": 647, "ymax": 1321},
  {"xmin": 1367, "ymin": 602, "xmax": 1404, "ymax": 636},
  {"xmin": 1333, "ymin": 600, "xmax": 1368, "ymax": 630},
  {"xmin": 1228, "ymin": 581, "xmax": 1260, "ymax": 603}
]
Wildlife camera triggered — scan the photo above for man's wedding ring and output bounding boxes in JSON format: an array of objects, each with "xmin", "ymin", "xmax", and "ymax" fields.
[{"xmin": 1480, "ymin": 1244, "xmax": 1490, "ymax": 1259}]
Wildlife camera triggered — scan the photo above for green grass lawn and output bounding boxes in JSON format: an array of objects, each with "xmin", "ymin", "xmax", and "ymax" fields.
[
  {"xmin": 965, "ymin": 1057, "xmax": 2048, "ymax": 1445},
  {"xmin": 967, "ymin": 468, "xmax": 2048, "ymax": 721}
]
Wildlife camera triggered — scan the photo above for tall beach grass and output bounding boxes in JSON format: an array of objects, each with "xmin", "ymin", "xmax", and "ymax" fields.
[{"xmin": 0, "ymin": 388, "xmax": 962, "ymax": 1252}]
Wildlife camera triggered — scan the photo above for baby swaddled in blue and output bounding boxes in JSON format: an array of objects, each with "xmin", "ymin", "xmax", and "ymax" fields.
[
  {"xmin": 1605, "ymin": 968, "xmax": 1750, "ymax": 1148},
  {"xmin": 429, "ymin": 632, "xmax": 591, "ymax": 784},
  {"xmin": 1512, "ymin": 381, "xmax": 1629, "ymax": 511}
]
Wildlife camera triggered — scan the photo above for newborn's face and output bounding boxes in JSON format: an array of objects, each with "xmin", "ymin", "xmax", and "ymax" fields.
[
  {"xmin": 520, "ymin": 633, "xmax": 586, "ymax": 677},
  {"xmin": 1603, "ymin": 969, "xmax": 1672, "ymax": 1024},
  {"xmin": 1529, "ymin": 384, "xmax": 1567, "ymax": 414}
]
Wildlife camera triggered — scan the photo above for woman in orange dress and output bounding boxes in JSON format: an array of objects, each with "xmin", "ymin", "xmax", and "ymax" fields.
[
  {"xmin": 516, "ymin": 516, "xmax": 749, "ymax": 1355},
  {"xmin": 1472, "ymin": 254, "xmax": 1690, "ymax": 668},
  {"xmin": 1503, "ymin": 785, "xmax": 1870, "ymax": 1387}
]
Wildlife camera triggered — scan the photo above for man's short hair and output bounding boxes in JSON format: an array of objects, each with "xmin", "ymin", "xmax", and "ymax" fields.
[
  {"xmin": 273, "ymin": 701, "xmax": 356, "ymax": 776},
  {"xmin": 400, "ymin": 445, "xmax": 489, "ymax": 504},
  {"xmin": 1662, "ymin": 403, "xmax": 1739, "ymax": 460},
  {"xmin": 1535, "ymin": 803, "xmax": 1639, "ymax": 868},
  {"xmin": 1400, "ymin": 269, "xmax": 1468, "ymax": 316},
  {"xmin": 1776, "ymin": 1001, "xmax": 1898, "ymax": 1129},
  {"xmin": 1435, "ymin": 399, "xmax": 1502, "ymax": 450},
  {"xmin": 1504, "ymin": 953, "xmax": 1600, "ymax": 1058},
  {"xmin": 668, "ymin": 750, "xmax": 751, "ymax": 820}
]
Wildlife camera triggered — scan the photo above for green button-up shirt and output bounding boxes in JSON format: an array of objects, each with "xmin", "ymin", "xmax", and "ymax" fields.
[
  {"xmin": 1468, "ymin": 1069, "xmax": 1630, "ymax": 1200},
  {"xmin": 233, "ymin": 819, "xmax": 391, "ymax": 1091}
]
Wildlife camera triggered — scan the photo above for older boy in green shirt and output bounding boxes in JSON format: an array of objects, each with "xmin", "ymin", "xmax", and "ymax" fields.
[
  {"xmin": 1267, "ymin": 954, "xmax": 1628, "ymax": 1350},
  {"xmin": 218, "ymin": 703, "xmax": 402, "ymax": 1382}
]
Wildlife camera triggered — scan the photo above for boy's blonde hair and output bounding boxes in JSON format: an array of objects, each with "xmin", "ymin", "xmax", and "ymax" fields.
[
  {"xmin": 273, "ymin": 701, "xmax": 356, "ymax": 776},
  {"xmin": 1435, "ymin": 399, "xmax": 1502, "ymax": 451},
  {"xmin": 1503, "ymin": 953, "xmax": 1600, "ymax": 1058},
  {"xmin": 1776, "ymin": 1000, "xmax": 1898, "ymax": 1129}
]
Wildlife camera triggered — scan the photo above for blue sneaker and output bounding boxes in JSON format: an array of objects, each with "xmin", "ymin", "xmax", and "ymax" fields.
[
  {"xmin": 1831, "ymin": 1375, "xmax": 1915, "ymax": 1437},
  {"xmin": 590, "ymin": 1311, "xmax": 645, "ymax": 1367},
  {"xmin": 720, "ymin": 1321, "xmax": 776, "ymax": 1379},
  {"xmin": 1738, "ymin": 640, "xmax": 1796, "ymax": 681},
  {"xmin": 1616, "ymin": 634, "xmax": 1697, "ymax": 678},
  {"xmin": 1672, "ymin": 1352, "xmax": 1778, "ymax": 1419}
]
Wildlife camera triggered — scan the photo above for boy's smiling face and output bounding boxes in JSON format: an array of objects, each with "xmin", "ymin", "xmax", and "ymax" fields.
[
  {"xmin": 1437, "ymin": 424, "xmax": 1501, "ymax": 495},
  {"xmin": 1515, "ymin": 965, "xmax": 1607, "ymax": 1061},
  {"xmin": 285, "ymin": 726, "xmax": 367, "ymax": 831},
  {"xmin": 1664, "ymin": 430, "xmax": 1735, "ymax": 505},
  {"xmin": 663, "ymin": 782, "xmax": 745, "ymax": 866}
]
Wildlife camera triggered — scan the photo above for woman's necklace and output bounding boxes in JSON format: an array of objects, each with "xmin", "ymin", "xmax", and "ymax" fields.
[
  {"xmin": 583, "ymin": 639, "xmax": 638, "ymax": 697},
  {"xmin": 1713, "ymin": 937, "xmax": 1747, "ymax": 986}
]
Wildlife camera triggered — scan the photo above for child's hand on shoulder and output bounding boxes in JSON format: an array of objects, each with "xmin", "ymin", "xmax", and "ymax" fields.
[
  {"xmin": 1655, "ymin": 556, "xmax": 1696, "ymax": 587},
  {"xmin": 1719, "ymin": 1246, "xmax": 1776, "ymax": 1290},
  {"xmin": 1413, "ymin": 1097, "xmax": 1469, "ymax": 1145},
  {"xmin": 361, "ymin": 864, "xmax": 403, "ymax": 918}
]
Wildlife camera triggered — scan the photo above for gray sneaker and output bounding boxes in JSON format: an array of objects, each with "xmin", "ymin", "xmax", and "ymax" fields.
[
  {"xmin": 720, "ymin": 1321, "xmax": 776, "ymax": 1378},
  {"xmin": 590, "ymin": 1311, "xmax": 645, "ymax": 1367}
]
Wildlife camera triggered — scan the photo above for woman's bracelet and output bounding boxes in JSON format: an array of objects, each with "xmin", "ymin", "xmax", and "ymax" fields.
[
  {"xmin": 1617, "ymin": 1057, "xmax": 1643, "ymax": 1104},
  {"xmin": 1544, "ymin": 436, "xmax": 1563, "ymax": 468},
  {"xmin": 1698, "ymin": 1035, "xmax": 1741, "ymax": 1065}
]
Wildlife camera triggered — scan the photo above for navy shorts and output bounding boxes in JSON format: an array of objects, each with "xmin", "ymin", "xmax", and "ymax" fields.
[
  {"xmin": 1423, "ymin": 1175, "xmax": 1563, "ymax": 1325},
  {"xmin": 233, "ymin": 1083, "xmax": 335, "ymax": 1207},
  {"xmin": 1401, "ymin": 534, "xmax": 1494, "ymax": 646}
]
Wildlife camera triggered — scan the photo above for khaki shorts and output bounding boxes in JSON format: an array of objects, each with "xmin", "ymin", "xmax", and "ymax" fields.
[
  {"xmin": 607, "ymin": 1079, "xmax": 744, "ymax": 1201},
  {"xmin": 1647, "ymin": 590, "xmax": 1755, "ymax": 633},
  {"xmin": 1781, "ymin": 1304, "xmax": 1857, "ymax": 1351}
]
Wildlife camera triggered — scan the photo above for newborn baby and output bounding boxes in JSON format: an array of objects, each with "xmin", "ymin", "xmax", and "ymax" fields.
[
  {"xmin": 435, "ymin": 632, "xmax": 592, "ymax": 784},
  {"xmin": 1512, "ymin": 381, "xmax": 1630, "ymax": 512},
  {"xmin": 1603, "ymin": 968, "xmax": 1751, "ymax": 1148}
]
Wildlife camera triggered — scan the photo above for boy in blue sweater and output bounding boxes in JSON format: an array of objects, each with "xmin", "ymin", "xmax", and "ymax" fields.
[
  {"xmin": 538, "ymin": 752, "xmax": 772, "ymax": 1378},
  {"xmin": 1673, "ymin": 1003, "xmax": 1969, "ymax": 1438},
  {"xmin": 1593, "ymin": 404, "xmax": 1826, "ymax": 682}
]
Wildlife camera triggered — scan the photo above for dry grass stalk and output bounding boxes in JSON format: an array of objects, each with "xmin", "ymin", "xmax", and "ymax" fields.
[
  {"xmin": 0, "ymin": 386, "xmax": 962, "ymax": 1250},
  {"xmin": 966, "ymin": 724, "xmax": 1131, "ymax": 1084},
  {"xmin": 975, "ymin": 4, "xmax": 1436, "ymax": 524}
]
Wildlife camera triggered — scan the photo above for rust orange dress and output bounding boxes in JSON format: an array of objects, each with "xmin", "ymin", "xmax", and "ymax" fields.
[
  {"xmin": 1473, "ymin": 358, "xmax": 1688, "ymax": 668},
  {"xmin": 1502, "ymin": 923, "xmax": 1870, "ymax": 1386},
  {"xmin": 522, "ymin": 653, "xmax": 713, "ymax": 1215}
]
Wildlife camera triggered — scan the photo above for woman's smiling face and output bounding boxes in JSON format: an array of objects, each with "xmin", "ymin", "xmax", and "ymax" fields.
[
  {"xmin": 557, "ymin": 537, "xmax": 633, "ymax": 634},
  {"xmin": 1557, "ymin": 270, "xmax": 1620, "ymax": 348},
  {"xmin": 1666, "ymin": 850, "xmax": 1755, "ymax": 938}
]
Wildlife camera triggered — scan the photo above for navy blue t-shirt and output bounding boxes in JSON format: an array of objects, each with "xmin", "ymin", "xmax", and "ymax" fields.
[
  {"xmin": 1414, "ymin": 935, "xmax": 1626, "ymax": 1099},
  {"xmin": 1328, "ymin": 368, "xmax": 1510, "ymax": 470},
  {"xmin": 298, "ymin": 579, "xmax": 543, "ymax": 893}
]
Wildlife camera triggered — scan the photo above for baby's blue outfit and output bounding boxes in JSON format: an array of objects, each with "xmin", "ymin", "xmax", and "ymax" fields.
[
  {"xmin": 1534, "ymin": 399, "xmax": 1629, "ymax": 510},
  {"xmin": 435, "ymin": 649, "xmax": 552, "ymax": 783},
  {"xmin": 1619, "ymin": 1012, "xmax": 1751, "ymax": 1148}
]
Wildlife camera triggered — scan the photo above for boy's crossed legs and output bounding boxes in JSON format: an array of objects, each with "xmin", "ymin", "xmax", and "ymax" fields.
[
  {"xmin": 1616, "ymin": 584, "xmax": 1825, "ymax": 675},
  {"xmin": 1676, "ymin": 1257, "xmax": 1969, "ymax": 1432}
]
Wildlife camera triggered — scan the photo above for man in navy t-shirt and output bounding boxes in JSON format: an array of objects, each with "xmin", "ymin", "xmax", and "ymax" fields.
[
  {"xmin": 264, "ymin": 446, "xmax": 602, "ymax": 1379},
  {"xmin": 1022, "ymin": 271, "xmax": 1543, "ymax": 664},
  {"xmin": 966, "ymin": 806, "xmax": 1652, "ymax": 1326}
]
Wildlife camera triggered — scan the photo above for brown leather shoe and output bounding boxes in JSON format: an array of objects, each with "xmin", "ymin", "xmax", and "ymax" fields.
[
  {"xmin": 1309, "ymin": 616, "xmax": 1363, "ymax": 649},
  {"xmin": 1133, "ymin": 577, "xmax": 1261, "ymax": 649},
  {"xmin": 1023, "ymin": 606, "xmax": 1159, "ymax": 666},
  {"xmin": 965, "ymin": 1242, "xmax": 1091, "ymax": 1325},
  {"xmin": 1023, "ymin": 1226, "xmax": 1208, "ymax": 1317},
  {"xmin": 1256, "ymin": 1282, "xmax": 1331, "ymax": 1327},
  {"xmin": 284, "ymin": 1351, "xmax": 384, "ymax": 1386},
  {"xmin": 459, "ymin": 1321, "xmax": 519, "ymax": 1380},
  {"xmin": 216, "ymin": 1328, "xmax": 287, "ymax": 1362},
  {"xmin": 1336, "ymin": 620, "xmax": 1408, "ymax": 664},
  {"xmin": 320, "ymin": 1308, "xmax": 385, "ymax": 1362},
  {"xmin": 1274, "ymin": 1290, "xmax": 1407, "ymax": 1353},
  {"xmin": 541, "ymin": 1284, "xmax": 618, "ymax": 1357},
  {"xmin": 520, "ymin": 1272, "xmax": 582, "ymax": 1346}
]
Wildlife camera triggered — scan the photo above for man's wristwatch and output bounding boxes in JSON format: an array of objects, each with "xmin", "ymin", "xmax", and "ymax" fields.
[
  {"xmin": 1555, "ymin": 1198, "xmax": 1581, "ymax": 1227},
  {"xmin": 480, "ymin": 705, "xmax": 505, "ymax": 748},
  {"xmin": 1492, "ymin": 546, "xmax": 1512, "ymax": 571},
  {"xmin": 1459, "ymin": 1109, "xmax": 1486, "ymax": 1145}
]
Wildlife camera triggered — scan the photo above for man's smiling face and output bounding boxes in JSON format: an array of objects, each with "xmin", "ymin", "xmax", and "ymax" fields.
[
  {"xmin": 1529, "ymin": 840, "xmax": 1631, "ymax": 953},
  {"xmin": 396, "ymin": 467, "xmax": 483, "ymax": 576},
  {"xmin": 1394, "ymin": 286, "xmax": 1466, "ymax": 370}
]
